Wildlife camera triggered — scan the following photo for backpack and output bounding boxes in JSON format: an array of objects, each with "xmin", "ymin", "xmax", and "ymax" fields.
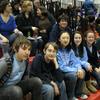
[
  {"xmin": 0, "ymin": 45, "xmax": 12, "ymax": 87},
  {"xmin": 82, "ymin": 2, "xmax": 96, "ymax": 16}
]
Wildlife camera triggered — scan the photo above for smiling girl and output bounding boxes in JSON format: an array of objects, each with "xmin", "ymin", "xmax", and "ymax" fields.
[
  {"xmin": 30, "ymin": 42, "xmax": 68, "ymax": 100},
  {"xmin": 72, "ymin": 31, "xmax": 94, "ymax": 95},
  {"xmin": 85, "ymin": 30, "xmax": 100, "ymax": 90},
  {"xmin": 57, "ymin": 31, "xmax": 86, "ymax": 100}
]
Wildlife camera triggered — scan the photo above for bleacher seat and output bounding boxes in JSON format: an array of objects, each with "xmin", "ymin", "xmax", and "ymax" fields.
[
  {"xmin": 28, "ymin": 56, "xmax": 35, "ymax": 65},
  {"xmin": 87, "ymin": 90, "xmax": 100, "ymax": 100},
  {"xmin": 79, "ymin": 90, "xmax": 100, "ymax": 100}
]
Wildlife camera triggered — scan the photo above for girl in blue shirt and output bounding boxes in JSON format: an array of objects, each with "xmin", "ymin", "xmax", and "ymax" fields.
[
  {"xmin": 57, "ymin": 31, "xmax": 86, "ymax": 100},
  {"xmin": 0, "ymin": 0, "xmax": 22, "ymax": 39}
]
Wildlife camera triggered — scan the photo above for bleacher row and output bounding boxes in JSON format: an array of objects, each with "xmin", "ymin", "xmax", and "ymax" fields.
[{"xmin": 23, "ymin": 90, "xmax": 100, "ymax": 100}]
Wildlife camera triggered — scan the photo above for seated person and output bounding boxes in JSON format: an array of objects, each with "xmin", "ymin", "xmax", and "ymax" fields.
[
  {"xmin": 57, "ymin": 31, "xmax": 86, "ymax": 100},
  {"xmin": 30, "ymin": 42, "xmax": 68, "ymax": 100},
  {"xmin": 49, "ymin": 14, "xmax": 72, "ymax": 42},
  {"xmin": 85, "ymin": 30, "xmax": 100, "ymax": 89},
  {"xmin": 0, "ymin": 0, "xmax": 22, "ymax": 39},
  {"xmin": 0, "ymin": 35, "xmax": 42, "ymax": 100}
]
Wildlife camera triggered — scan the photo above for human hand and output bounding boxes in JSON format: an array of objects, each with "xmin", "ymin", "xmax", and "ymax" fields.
[
  {"xmin": 40, "ymin": 29, "xmax": 46, "ymax": 33},
  {"xmin": 87, "ymin": 65, "xmax": 93, "ymax": 72},
  {"xmin": 95, "ymin": 68, "xmax": 100, "ymax": 73},
  {"xmin": 0, "ymin": 34, "xmax": 9, "ymax": 44},
  {"xmin": 51, "ymin": 81, "xmax": 60, "ymax": 96},
  {"xmin": 77, "ymin": 69, "xmax": 84, "ymax": 79},
  {"xmin": 14, "ymin": 29, "xmax": 23, "ymax": 35},
  {"xmin": 51, "ymin": 56, "xmax": 59, "ymax": 69}
]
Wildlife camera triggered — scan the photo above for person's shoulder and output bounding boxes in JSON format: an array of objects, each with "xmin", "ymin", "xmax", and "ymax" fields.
[
  {"xmin": 15, "ymin": 13, "xmax": 24, "ymax": 20},
  {"xmin": 9, "ymin": 15, "xmax": 16, "ymax": 22}
]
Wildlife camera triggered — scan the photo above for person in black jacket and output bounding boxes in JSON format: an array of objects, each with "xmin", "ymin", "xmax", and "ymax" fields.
[
  {"xmin": 49, "ymin": 14, "xmax": 72, "ymax": 42},
  {"xmin": 30, "ymin": 42, "xmax": 68, "ymax": 100},
  {"xmin": 85, "ymin": 30, "xmax": 100, "ymax": 90},
  {"xmin": 16, "ymin": 0, "xmax": 43, "ymax": 55},
  {"xmin": 0, "ymin": 35, "xmax": 42, "ymax": 100},
  {"xmin": 15, "ymin": 0, "xmax": 37, "ymax": 37}
]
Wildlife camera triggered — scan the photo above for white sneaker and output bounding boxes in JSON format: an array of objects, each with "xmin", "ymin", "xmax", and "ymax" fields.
[
  {"xmin": 80, "ymin": 94, "xmax": 88, "ymax": 99},
  {"xmin": 72, "ymin": 97, "xmax": 78, "ymax": 100}
]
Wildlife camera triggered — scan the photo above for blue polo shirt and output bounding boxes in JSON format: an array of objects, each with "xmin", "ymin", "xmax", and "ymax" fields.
[{"xmin": 0, "ymin": 15, "xmax": 16, "ymax": 38}]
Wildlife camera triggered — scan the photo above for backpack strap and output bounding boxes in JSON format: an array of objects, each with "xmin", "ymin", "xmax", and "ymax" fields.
[{"xmin": 0, "ymin": 53, "xmax": 12, "ymax": 87}]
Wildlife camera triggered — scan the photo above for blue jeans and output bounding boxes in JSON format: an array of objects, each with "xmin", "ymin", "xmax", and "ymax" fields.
[
  {"xmin": 42, "ymin": 81, "xmax": 68, "ymax": 100},
  {"xmin": 64, "ymin": 72, "xmax": 84, "ymax": 100},
  {"xmin": 57, "ymin": 81, "xmax": 68, "ymax": 100},
  {"xmin": 42, "ymin": 84, "xmax": 54, "ymax": 100}
]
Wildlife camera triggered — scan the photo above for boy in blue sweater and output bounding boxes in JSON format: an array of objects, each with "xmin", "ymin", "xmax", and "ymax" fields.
[{"xmin": 0, "ymin": 35, "xmax": 42, "ymax": 100}]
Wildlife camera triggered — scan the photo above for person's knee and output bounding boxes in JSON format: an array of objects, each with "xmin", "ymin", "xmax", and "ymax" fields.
[
  {"xmin": 43, "ymin": 85, "xmax": 54, "ymax": 97},
  {"xmin": 29, "ymin": 77, "xmax": 42, "ymax": 88},
  {"xmin": 11, "ymin": 86, "xmax": 23, "ymax": 98},
  {"xmin": 6, "ymin": 86, "xmax": 23, "ymax": 100},
  {"xmin": 61, "ymin": 81, "xmax": 66, "ymax": 89},
  {"xmin": 71, "ymin": 74, "xmax": 77, "ymax": 80},
  {"xmin": 47, "ymin": 85, "xmax": 54, "ymax": 95},
  {"xmin": 0, "ymin": 86, "xmax": 23, "ymax": 100},
  {"xmin": 65, "ymin": 73, "xmax": 77, "ymax": 81}
]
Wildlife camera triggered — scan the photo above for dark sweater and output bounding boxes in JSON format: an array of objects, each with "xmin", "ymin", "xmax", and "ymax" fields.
[
  {"xmin": 85, "ymin": 43, "xmax": 99, "ymax": 68},
  {"xmin": 49, "ymin": 23, "xmax": 72, "ymax": 42},
  {"xmin": 30, "ymin": 54, "xmax": 64, "ymax": 84},
  {"xmin": 15, "ymin": 12, "xmax": 35, "ymax": 37}
]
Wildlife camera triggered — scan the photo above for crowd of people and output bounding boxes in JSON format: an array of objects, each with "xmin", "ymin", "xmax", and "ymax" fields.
[{"xmin": 0, "ymin": 0, "xmax": 100, "ymax": 100}]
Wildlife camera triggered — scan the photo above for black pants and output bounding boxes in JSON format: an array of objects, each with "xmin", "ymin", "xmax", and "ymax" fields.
[{"xmin": 0, "ymin": 77, "xmax": 42, "ymax": 100}]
